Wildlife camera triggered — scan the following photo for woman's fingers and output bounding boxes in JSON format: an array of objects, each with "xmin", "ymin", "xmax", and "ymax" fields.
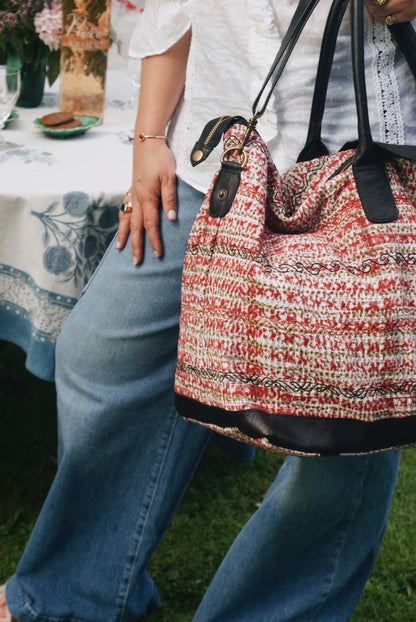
[
  {"xmin": 161, "ymin": 170, "xmax": 178, "ymax": 223},
  {"xmin": 116, "ymin": 143, "xmax": 178, "ymax": 263},
  {"xmin": 116, "ymin": 190, "xmax": 134, "ymax": 250},
  {"xmin": 365, "ymin": 0, "xmax": 416, "ymax": 22},
  {"xmin": 131, "ymin": 193, "xmax": 160, "ymax": 264}
]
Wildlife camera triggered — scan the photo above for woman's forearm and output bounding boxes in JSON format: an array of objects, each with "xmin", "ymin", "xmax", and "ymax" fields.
[
  {"xmin": 134, "ymin": 28, "xmax": 191, "ymax": 136},
  {"xmin": 117, "ymin": 29, "xmax": 192, "ymax": 264}
]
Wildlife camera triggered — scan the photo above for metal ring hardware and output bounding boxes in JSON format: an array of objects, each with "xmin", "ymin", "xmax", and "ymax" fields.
[{"xmin": 220, "ymin": 146, "xmax": 249, "ymax": 169}]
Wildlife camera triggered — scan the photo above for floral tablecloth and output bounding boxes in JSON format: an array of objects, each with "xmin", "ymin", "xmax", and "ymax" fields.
[{"xmin": 0, "ymin": 67, "xmax": 137, "ymax": 381}]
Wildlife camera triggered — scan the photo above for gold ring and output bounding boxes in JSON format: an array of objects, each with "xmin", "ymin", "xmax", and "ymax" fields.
[
  {"xmin": 120, "ymin": 201, "xmax": 133, "ymax": 213},
  {"xmin": 385, "ymin": 13, "xmax": 398, "ymax": 24},
  {"xmin": 374, "ymin": 0, "xmax": 387, "ymax": 6}
]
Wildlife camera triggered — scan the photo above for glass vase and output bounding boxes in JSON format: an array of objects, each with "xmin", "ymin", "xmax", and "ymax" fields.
[{"xmin": 6, "ymin": 49, "xmax": 46, "ymax": 108}]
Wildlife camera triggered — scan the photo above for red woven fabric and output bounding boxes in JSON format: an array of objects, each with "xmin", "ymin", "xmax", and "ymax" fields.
[{"xmin": 175, "ymin": 123, "xmax": 416, "ymax": 454}]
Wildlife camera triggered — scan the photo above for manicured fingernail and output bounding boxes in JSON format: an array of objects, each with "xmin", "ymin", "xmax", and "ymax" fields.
[
  {"xmin": 168, "ymin": 209, "xmax": 176, "ymax": 221},
  {"xmin": 116, "ymin": 241, "xmax": 121, "ymax": 249},
  {"xmin": 133, "ymin": 257, "xmax": 139, "ymax": 265}
]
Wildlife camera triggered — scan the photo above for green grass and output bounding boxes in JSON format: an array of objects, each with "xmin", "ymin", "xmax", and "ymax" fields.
[{"xmin": 1, "ymin": 342, "xmax": 416, "ymax": 621}]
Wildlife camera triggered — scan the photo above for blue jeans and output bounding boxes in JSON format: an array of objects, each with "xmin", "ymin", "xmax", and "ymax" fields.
[
  {"xmin": 6, "ymin": 179, "xmax": 400, "ymax": 622},
  {"xmin": 193, "ymin": 452, "xmax": 400, "ymax": 622}
]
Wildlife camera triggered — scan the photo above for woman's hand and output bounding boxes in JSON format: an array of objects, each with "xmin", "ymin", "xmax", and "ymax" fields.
[
  {"xmin": 115, "ymin": 29, "xmax": 191, "ymax": 265},
  {"xmin": 117, "ymin": 139, "xmax": 177, "ymax": 264},
  {"xmin": 365, "ymin": 0, "xmax": 416, "ymax": 23}
]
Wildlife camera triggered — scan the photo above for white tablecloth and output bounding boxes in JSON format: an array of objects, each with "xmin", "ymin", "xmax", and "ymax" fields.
[{"xmin": 0, "ymin": 68, "xmax": 137, "ymax": 381}]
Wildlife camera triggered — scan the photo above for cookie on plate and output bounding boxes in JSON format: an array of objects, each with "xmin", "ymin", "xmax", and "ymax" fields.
[
  {"xmin": 39, "ymin": 111, "xmax": 74, "ymax": 127},
  {"xmin": 52, "ymin": 119, "xmax": 83, "ymax": 129}
]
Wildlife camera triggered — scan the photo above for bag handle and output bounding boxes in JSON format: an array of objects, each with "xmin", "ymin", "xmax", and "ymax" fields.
[
  {"xmin": 296, "ymin": 0, "xmax": 351, "ymax": 162},
  {"xmin": 388, "ymin": 21, "xmax": 416, "ymax": 79},
  {"xmin": 296, "ymin": 0, "xmax": 416, "ymax": 222},
  {"xmin": 351, "ymin": 0, "xmax": 403, "ymax": 222},
  {"xmin": 298, "ymin": 2, "xmax": 416, "ymax": 165}
]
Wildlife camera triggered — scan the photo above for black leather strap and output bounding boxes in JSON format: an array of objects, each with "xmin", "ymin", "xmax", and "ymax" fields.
[
  {"xmin": 191, "ymin": 0, "xmax": 322, "ymax": 169},
  {"xmin": 389, "ymin": 22, "xmax": 416, "ymax": 79},
  {"xmin": 298, "ymin": 1, "xmax": 416, "ymax": 166},
  {"xmin": 297, "ymin": 0, "xmax": 351, "ymax": 162},
  {"xmin": 198, "ymin": 0, "xmax": 323, "ymax": 217},
  {"xmin": 252, "ymin": 0, "xmax": 321, "ymax": 117},
  {"xmin": 296, "ymin": 0, "xmax": 416, "ymax": 223},
  {"xmin": 351, "ymin": 0, "xmax": 399, "ymax": 222}
]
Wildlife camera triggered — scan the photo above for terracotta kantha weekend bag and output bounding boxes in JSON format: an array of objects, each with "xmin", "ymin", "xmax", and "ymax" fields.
[{"xmin": 174, "ymin": 0, "xmax": 416, "ymax": 456}]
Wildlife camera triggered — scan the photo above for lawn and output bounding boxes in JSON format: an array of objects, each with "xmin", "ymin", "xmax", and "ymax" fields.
[{"xmin": 1, "ymin": 342, "xmax": 415, "ymax": 621}]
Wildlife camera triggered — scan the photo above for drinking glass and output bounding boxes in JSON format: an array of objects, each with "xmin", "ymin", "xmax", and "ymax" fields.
[
  {"xmin": 0, "ymin": 65, "xmax": 21, "ymax": 150},
  {"xmin": 112, "ymin": 2, "xmax": 143, "ymax": 106}
]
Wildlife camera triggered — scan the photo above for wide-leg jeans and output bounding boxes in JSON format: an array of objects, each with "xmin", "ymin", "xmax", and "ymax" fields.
[
  {"xmin": 6, "ymin": 179, "xmax": 400, "ymax": 622},
  {"xmin": 193, "ymin": 452, "xmax": 400, "ymax": 622}
]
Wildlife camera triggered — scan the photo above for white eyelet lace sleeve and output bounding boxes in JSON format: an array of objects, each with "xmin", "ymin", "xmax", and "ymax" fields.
[{"xmin": 128, "ymin": 0, "xmax": 192, "ymax": 59}]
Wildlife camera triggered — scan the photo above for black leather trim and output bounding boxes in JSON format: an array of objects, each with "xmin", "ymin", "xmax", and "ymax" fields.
[
  {"xmin": 388, "ymin": 22, "xmax": 416, "ymax": 80},
  {"xmin": 209, "ymin": 160, "xmax": 242, "ymax": 218},
  {"xmin": 352, "ymin": 158, "xmax": 399, "ymax": 223},
  {"xmin": 175, "ymin": 394, "xmax": 416, "ymax": 455},
  {"xmin": 376, "ymin": 142, "xmax": 416, "ymax": 161}
]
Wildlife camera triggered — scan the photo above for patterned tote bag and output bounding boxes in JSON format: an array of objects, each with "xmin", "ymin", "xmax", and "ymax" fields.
[{"xmin": 174, "ymin": 0, "xmax": 416, "ymax": 456}]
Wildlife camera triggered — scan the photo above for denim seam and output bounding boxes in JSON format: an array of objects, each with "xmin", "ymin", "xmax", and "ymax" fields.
[
  {"xmin": 308, "ymin": 455, "xmax": 369, "ymax": 622},
  {"xmin": 115, "ymin": 408, "xmax": 179, "ymax": 622}
]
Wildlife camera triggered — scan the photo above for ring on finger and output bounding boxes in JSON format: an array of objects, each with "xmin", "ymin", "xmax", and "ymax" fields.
[
  {"xmin": 385, "ymin": 13, "xmax": 398, "ymax": 24},
  {"xmin": 374, "ymin": 0, "xmax": 387, "ymax": 6},
  {"xmin": 120, "ymin": 201, "xmax": 133, "ymax": 213}
]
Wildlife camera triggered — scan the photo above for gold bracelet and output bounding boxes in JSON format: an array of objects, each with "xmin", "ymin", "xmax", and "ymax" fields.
[{"xmin": 128, "ymin": 133, "xmax": 167, "ymax": 143}]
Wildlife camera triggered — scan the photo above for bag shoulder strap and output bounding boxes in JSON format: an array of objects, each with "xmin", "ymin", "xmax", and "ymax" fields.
[
  {"xmin": 252, "ymin": 0, "xmax": 321, "ymax": 117},
  {"xmin": 189, "ymin": 0, "xmax": 321, "ymax": 167}
]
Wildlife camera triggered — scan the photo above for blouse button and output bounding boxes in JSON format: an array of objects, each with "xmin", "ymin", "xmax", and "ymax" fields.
[{"xmin": 255, "ymin": 24, "xmax": 262, "ymax": 35}]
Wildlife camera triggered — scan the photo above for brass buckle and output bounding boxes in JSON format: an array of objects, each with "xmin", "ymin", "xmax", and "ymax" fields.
[{"xmin": 220, "ymin": 112, "xmax": 259, "ymax": 170}]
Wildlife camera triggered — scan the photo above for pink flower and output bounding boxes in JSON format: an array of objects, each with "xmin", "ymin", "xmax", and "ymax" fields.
[{"xmin": 34, "ymin": 0, "xmax": 62, "ymax": 51}]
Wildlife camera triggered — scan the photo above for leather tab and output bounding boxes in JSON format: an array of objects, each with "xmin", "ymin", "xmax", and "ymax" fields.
[
  {"xmin": 209, "ymin": 161, "xmax": 242, "ymax": 218},
  {"xmin": 353, "ymin": 159, "xmax": 399, "ymax": 223}
]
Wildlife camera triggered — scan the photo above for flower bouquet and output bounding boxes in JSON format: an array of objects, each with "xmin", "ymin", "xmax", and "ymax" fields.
[{"xmin": 0, "ymin": 1, "xmax": 62, "ymax": 87}]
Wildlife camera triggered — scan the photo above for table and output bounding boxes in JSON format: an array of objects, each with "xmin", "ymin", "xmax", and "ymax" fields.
[{"xmin": 0, "ymin": 65, "xmax": 137, "ymax": 382}]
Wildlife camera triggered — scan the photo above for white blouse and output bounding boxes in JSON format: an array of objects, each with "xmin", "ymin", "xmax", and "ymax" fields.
[{"xmin": 129, "ymin": 0, "xmax": 416, "ymax": 193}]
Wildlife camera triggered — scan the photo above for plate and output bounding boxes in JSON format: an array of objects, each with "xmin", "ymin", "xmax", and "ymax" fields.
[
  {"xmin": 34, "ymin": 115, "xmax": 101, "ymax": 138},
  {"xmin": 4, "ymin": 109, "xmax": 19, "ymax": 126}
]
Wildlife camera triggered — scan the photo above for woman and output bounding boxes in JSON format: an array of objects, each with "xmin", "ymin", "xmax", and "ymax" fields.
[{"xmin": 2, "ymin": 0, "xmax": 416, "ymax": 620}]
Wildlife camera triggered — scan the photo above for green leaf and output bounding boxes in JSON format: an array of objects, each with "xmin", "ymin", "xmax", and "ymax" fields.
[{"xmin": 47, "ymin": 50, "xmax": 60, "ymax": 86}]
